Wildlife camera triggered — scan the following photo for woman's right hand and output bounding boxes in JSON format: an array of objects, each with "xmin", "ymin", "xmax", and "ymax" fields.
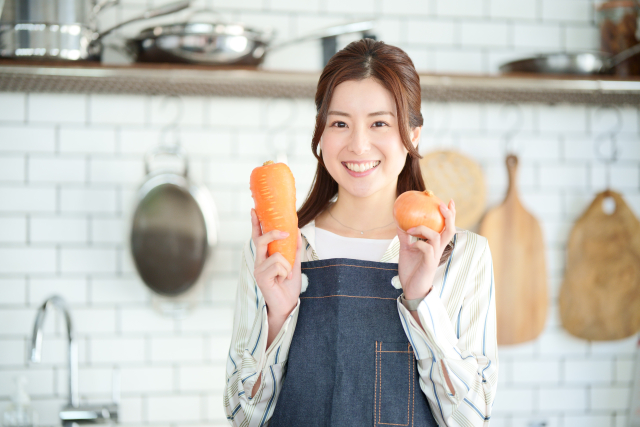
[{"xmin": 250, "ymin": 208, "xmax": 304, "ymax": 319}]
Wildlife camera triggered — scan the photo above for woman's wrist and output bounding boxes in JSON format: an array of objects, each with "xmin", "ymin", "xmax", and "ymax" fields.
[{"xmin": 400, "ymin": 290, "xmax": 430, "ymax": 311}]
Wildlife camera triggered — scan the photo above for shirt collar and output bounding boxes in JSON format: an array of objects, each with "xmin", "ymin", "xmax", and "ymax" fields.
[{"xmin": 300, "ymin": 219, "xmax": 400, "ymax": 263}]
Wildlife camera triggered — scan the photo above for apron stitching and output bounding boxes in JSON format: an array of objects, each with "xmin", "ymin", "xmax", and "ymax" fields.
[
  {"xmin": 302, "ymin": 264, "xmax": 398, "ymax": 272},
  {"xmin": 374, "ymin": 341, "xmax": 378, "ymax": 427},
  {"xmin": 300, "ymin": 295, "xmax": 397, "ymax": 301},
  {"xmin": 407, "ymin": 344, "xmax": 410, "ymax": 425},
  {"xmin": 411, "ymin": 343, "xmax": 415, "ymax": 427},
  {"xmin": 378, "ymin": 343, "xmax": 382, "ymax": 424},
  {"xmin": 376, "ymin": 342, "xmax": 410, "ymax": 427}
]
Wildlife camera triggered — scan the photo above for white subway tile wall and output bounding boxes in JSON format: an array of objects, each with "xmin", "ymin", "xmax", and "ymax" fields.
[
  {"xmin": 1, "ymin": 1, "xmax": 639, "ymax": 426},
  {"xmin": 1, "ymin": 93, "xmax": 637, "ymax": 427}
]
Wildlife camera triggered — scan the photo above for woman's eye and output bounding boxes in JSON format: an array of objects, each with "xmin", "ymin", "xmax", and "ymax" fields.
[
  {"xmin": 331, "ymin": 121, "xmax": 347, "ymax": 128},
  {"xmin": 372, "ymin": 121, "xmax": 388, "ymax": 127}
]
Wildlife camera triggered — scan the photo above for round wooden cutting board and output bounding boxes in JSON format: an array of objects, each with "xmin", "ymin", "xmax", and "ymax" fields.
[
  {"xmin": 419, "ymin": 150, "xmax": 486, "ymax": 229},
  {"xmin": 559, "ymin": 190, "xmax": 640, "ymax": 341},
  {"xmin": 479, "ymin": 155, "xmax": 548, "ymax": 345}
]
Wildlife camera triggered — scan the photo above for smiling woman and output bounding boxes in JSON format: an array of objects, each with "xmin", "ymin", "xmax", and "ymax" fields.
[{"xmin": 224, "ymin": 39, "xmax": 498, "ymax": 427}]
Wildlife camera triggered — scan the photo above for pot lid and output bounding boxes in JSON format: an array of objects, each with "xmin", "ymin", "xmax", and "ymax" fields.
[{"xmin": 131, "ymin": 180, "xmax": 209, "ymax": 296}]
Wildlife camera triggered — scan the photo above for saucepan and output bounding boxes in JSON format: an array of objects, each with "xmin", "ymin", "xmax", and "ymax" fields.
[
  {"xmin": 0, "ymin": 0, "xmax": 189, "ymax": 61},
  {"xmin": 119, "ymin": 9, "xmax": 375, "ymax": 66},
  {"xmin": 499, "ymin": 44, "xmax": 640, "ymax": 75}
]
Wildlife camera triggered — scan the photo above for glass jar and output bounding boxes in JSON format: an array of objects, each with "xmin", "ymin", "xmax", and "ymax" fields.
[{"xmin": 596, "ymin": 0, "xmax": 640, "ymax": 76}]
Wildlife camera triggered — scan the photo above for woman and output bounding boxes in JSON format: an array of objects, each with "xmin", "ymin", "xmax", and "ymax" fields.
[{"xmin": 224, "ymin": 39, "xmax": 498, "ymax": 427}]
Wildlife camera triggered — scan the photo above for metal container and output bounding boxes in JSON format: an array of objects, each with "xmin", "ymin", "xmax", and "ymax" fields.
[{"xmin": 0, "ymin": 0, "xmax": 189, "ymax": 61}]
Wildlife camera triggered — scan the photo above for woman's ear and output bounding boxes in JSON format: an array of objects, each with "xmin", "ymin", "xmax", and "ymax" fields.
[{"xmin": 411, "ymin": 126, "xmax": 422, "ymax": 150}]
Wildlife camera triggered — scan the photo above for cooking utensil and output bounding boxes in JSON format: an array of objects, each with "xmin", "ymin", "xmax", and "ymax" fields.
[
  {"xmin": 129, "ymin": 144, "xmax": 218, "ymax": 298},
  {"xmin": 559, "ymin": 190, "xmax": 640, "ymax": 341},
  {"xmin": 418, "ymin": 150, "xmax": 486, "ymax": 230},
  {"xmin": 479, "ymin": 155, "xmax": 548, "ymax": 345},
  {"xmin": 499, "ymin": 44, "xmax": 640, "ymax": 75},
  {"xmin": 0, "ymin": 0, "xmax": 189, "ymax": 61},
  {"xmin": 122, "ymin": 11, "xmax": 375, "ymax": 66}
]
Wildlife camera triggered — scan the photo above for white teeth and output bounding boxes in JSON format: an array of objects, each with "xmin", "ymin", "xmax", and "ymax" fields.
[{"xmin": 345, "ymin": 161, "xmax": 380, "ymax": 172}]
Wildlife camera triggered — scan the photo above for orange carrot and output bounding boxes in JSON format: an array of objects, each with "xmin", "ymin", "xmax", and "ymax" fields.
[{"xmin": 250, "ymin": 160, "xmax": 298, "ymax": 268}]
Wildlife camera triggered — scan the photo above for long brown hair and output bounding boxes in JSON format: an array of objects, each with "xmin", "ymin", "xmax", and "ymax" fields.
[{"xmin": 297, "ymin": 38, "xmax": 426, "ymax": 228}]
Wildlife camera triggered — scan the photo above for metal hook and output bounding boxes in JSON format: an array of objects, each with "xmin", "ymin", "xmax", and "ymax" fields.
[
  {"xmin": 501, "ymin": 103, "xmax": 524, "ymax": 155},
  {"xmin": 264, "ymin": 98, "xmax": 298, "ymax": 164},
  {"xmin": 159, "ymin": 95, "xmax": 184, "ymax": 148},
  {"xmin": 593, "ymin": 105, "xmax": 623, "ymax": 137},
  {"xmin": 593, "ymin": 105, "xmax": 622, "ymax": 190}
]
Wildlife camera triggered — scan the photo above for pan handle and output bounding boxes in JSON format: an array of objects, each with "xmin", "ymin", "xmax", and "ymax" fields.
[
  {"xmin": 265, "ymin": 19, "xmax": 375, "ymax": 53},
  {"xmin": 93, "ymin": 0, "xmax": 191, "ymax": 42},
  {"xmin": 604, "ymin": 43, "xmax": 640, "ymax": 71},
  {"xmin": 144, "ymin": 145, "xmax": 189, "ymax": 178}
]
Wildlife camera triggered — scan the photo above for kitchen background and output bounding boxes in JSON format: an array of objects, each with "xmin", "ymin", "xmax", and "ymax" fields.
[{"xmin": 1, "ymin": 0, "xmax": 640, "ymax": 427}]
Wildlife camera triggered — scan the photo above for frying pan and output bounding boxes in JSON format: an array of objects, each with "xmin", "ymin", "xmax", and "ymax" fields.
[
  {"xmin": 129, "ymin": 145, "xmax": 218, "ymax": 297},
  {"xmin": 120, "ymin": 10, "xmax": 375, "ymax": 66},
  {"xmin": 499, "ymin": 44, "xmax": 640, "ymax": 75}
]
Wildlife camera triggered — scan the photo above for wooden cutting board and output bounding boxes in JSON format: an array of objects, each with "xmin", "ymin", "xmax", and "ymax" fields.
[
  {"xmin": 559, "ymin": 190, "xmax": 640, "ymax": 341},
  {"xmin": 419, "ymin": 150, "xmax": 486, "ymax": 230},
  {"xmin": 479, "ymin": 155, "xmax": 548, "ymax": 345}
]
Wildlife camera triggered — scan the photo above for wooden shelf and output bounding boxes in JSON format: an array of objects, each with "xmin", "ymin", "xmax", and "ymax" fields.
[{"xmin": 1, "ymin": 61, "xmax": 640, "ymax": 104}]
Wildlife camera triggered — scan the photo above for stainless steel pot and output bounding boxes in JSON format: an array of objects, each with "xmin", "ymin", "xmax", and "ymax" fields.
[
  {"xmin": 499, "ymin": 44, "xmax": 640, "ymax": 75},
  {"xmin": 0, "ymin": 0, "xmax": 189, "ymax": 61},
  {"xmin": 129, "ymin": 145, "xmax": 218, "ymax": 297},
  {"xmin": 122, "ymin": 11, "xmax": 375, "ymax": 66}
]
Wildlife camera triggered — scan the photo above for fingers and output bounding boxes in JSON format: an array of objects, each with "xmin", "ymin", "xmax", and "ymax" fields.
[
  {"xmin": 294, "ymin": 229, "xmax": 303, "ymax": 269},
  {"xmin": 412, "ymin": 239, "xmax": 435, "ymax": 262},
  {"xmin": 256, "ymin": 252, "xmax": 292, "ymax": 283},
  {"xmin": 250, "ymin": 208, "xmax": 262, "ymax": 244},
  {"xmin": 254, "ymin": 227, "xmax": 290, "ymax": 267},
  {"xmin": 264, "ymin": 260, "xmax": 289, "ymax": 286},
  {"xmin": 406, "ymin": 224, "xmax": 441, "ymax": 245},
  {"xmin": 440, "ymin": 199, "xmax": 457, "ymax": 244},
  {"xmin": 396, "ymin": 226, "xmax": 413, "ymax": 249}
]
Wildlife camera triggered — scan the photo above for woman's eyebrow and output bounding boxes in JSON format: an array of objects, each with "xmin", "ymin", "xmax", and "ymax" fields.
[{"xmin": 327, "ymin": 110, "xmax": 395, "ymax": 117}]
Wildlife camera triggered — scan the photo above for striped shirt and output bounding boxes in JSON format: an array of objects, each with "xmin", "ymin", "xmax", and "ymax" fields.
[{"xmin": 224, "ymin": 219, "xmax": 498, "ymax": 427}]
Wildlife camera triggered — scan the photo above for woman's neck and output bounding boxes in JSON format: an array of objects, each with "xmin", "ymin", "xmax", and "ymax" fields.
[{"xmin": 315, "ymin": 185, "xmax": 398, "ymax": 239}]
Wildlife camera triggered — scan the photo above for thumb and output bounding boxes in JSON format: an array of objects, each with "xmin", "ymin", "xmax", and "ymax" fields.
[
  {"xmin": 397, "ymin": 226, "xmax": 411, "ymax": 249},
  {"xmin": 295, "ymin": 229, "xmax": 304, "ymax": 269},
  {"xmin": 289, "ymin": 229, "xmax": 304, "ymax": 280}
]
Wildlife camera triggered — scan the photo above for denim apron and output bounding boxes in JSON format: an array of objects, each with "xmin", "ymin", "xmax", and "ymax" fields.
[{"xmin": 269, "ymin": 258, "xmax": 438, "ymax": 427}]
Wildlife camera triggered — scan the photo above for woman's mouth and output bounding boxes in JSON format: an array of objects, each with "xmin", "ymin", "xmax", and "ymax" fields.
[{"xmin": 342, "ymin": 160, "xmax": 381, "ymax": 177}]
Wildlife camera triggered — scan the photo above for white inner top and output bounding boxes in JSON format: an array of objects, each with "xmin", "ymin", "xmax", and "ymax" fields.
[{"xmin": 314, "ymin": 226, "xmax": 394, "ymax": 262}]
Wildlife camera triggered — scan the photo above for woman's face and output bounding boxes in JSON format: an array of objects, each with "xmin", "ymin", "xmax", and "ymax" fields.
[{"xmin": 321, "ymin": 78, "xmax": 420, "ymax": 199}]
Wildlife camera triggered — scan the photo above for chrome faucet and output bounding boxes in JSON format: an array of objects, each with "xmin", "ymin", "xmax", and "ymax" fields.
[{"xmin": 29, "ymin": 295, "xmax": 118, "ymax": 426}]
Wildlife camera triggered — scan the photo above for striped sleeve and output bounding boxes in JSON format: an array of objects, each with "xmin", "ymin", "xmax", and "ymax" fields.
[
  {"xmin": 223, "ymin": 238, "xmax": 300, "ymax": 426},
  {"xmin": 397, "ymin": 237, "xmax": 498, "ymax": 427}
]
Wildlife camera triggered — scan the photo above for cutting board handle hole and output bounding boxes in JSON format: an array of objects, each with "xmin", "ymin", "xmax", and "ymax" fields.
[{"xmin": 602, "ymin": 196, "xmax": 616, "ymax": 215}]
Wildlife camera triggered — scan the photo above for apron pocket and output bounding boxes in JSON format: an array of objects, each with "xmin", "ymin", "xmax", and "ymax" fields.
[{"xmin": 374, "ymin": 341, "xmax": 415, "ymax": 427}]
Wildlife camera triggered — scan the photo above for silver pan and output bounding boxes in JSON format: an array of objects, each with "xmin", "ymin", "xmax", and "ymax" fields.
[
  {"xmin": 129, "ymin": 145, "xmax": 219, "ymax": 297},
  {"xmin": 499, "ymin": 44, "xmax": 640, "ymax": 75},
  {"xmin": 122, "ymin": 10, "xmax": 375, "ymax": 66}
]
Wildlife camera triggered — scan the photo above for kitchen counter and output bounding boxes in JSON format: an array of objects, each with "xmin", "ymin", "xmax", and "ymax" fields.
[{"xmin": 1, "ymin": 60, "xmax": 640, "ymax": 105}]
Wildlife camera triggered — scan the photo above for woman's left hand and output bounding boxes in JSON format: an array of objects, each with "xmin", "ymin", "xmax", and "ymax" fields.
[{"xmin": 397, "ymin": 199, "xmax": 457, "ymax": 300}]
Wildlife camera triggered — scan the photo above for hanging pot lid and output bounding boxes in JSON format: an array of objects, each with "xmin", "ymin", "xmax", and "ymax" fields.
[{"xmin": 130, "ymin": 144, "xmax": 218, "ymax": 297}]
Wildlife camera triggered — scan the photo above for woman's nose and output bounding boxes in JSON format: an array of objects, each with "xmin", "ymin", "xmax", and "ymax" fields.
[{"xmin": 348, "ymin": 127, "xmax": 370, "ymax": 155}]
